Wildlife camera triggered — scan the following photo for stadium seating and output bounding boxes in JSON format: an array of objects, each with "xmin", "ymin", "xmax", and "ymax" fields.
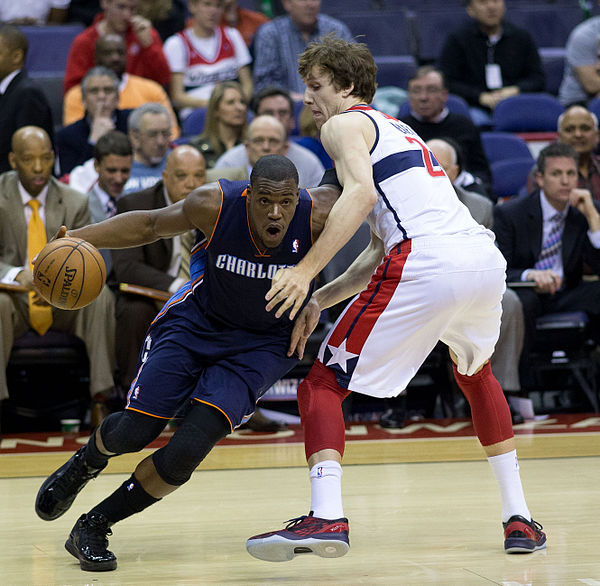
[
  {"xmin": 492, "ymin": 93, "xmax": 564, "ymax": 132},
  {"xmin": 490, "ymin": 157, "xmax": 534, "ymax": 200},
  {"xmin": 480, "ymin": 131, "xmax": 533, "ymax": 165}
]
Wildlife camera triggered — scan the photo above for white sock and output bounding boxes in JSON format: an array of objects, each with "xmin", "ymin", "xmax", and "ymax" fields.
[
  {"xmin": 487, "ymin": 450, "xmax": 531, "ymax": 523},
  {"xmin": 309, "ymin": 460, "xmax": 344, "ymax": 520}
]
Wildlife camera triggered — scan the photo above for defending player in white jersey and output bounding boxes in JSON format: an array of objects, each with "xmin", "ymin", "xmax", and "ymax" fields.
[{"xmin": 246, "ymin": 35, "xmax": 546, "ymax": 561}]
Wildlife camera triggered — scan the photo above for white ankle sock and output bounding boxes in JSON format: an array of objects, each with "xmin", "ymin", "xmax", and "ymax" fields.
[
  {"xmin": 309, "ymin": 460, "xmax": 344, "ymax": 520},
  {"xmin": 487, "ymin": 450, "xmax": 531, "ymax": 523}
]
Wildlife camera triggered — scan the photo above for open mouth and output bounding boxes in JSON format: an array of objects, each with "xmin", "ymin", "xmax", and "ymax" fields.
[{"xmin": 266, "ymin": 226, "xmax": 281, "ymax": 237}]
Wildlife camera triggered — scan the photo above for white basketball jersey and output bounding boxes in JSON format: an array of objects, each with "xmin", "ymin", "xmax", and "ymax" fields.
[{"xmin": 345, "ymin": 105, "xmax": 490, "ymax": 254}]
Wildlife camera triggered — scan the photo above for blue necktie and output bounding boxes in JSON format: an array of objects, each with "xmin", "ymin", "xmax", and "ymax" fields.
[{"xmin": 534, "ymin": 212, "xmax": 564, "ymax": 271}]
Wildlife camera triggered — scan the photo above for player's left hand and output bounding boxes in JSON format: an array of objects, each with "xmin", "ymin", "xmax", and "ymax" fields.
[
  {"xmin": 266, "ymin": 266, "xmax": 312, "ymax": 320},
  {"xmin": 288, "ymin": 297, "xmax": 321, "ymax": 358}
]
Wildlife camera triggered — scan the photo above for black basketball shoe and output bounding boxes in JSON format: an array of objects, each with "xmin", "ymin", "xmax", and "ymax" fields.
[
  {"xmin": 65, "ymin": 513, "xmax": 117, "ymax": 571},
  {"xmin": 503, "ymin": 515, "xmax": 547, "ymax": 553},
  {"xmin": 35, "ymin": 447, "xmax": 106, "ymax": 521}
]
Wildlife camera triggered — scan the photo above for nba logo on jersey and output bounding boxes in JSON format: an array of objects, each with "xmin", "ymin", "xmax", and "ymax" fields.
[
  {"xmin": 133, "ymin": 386, "xmax": 140, "ymax": 400},
  {"xmin": 292, "ymin": 239, "xmax": 299, "ymax": 253},
  {"xmin": 317, "ymin": 466, "xmax": 323, "ymax": 477}
]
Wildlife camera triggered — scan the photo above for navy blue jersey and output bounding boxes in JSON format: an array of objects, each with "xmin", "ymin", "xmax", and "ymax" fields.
[{"xmin": 157, "ymin": 179, "xmax": 315, "ymax": 334}]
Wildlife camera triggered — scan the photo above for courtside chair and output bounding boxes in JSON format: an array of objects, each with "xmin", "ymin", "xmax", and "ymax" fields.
[
  {"xmin": 480, "ymin": 131, "xmax": 534, "ymax": 165},
  {"xmin": 490, "ymin": 157, "xmax": 535, "ymax": 201},
  {"xmin": 492, "ymin": 93, "xmax": 564, "ymax": 132}
]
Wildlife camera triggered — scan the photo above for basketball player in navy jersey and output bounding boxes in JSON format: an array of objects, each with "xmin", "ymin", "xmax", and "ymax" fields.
[
  {"xmin": 246, "ymin": 36, "xmax": 546, "ymax": 561},
  {"xmin": 35, "ymin": 155, "xmax": 340, "ymax": 572}
]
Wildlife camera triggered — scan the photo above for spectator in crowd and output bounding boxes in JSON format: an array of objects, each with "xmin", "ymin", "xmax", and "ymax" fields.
[
  {"xmin": 525, "ymin": 105, "xmax": 600, "ymax": 201},
  {"xmin": 64, "ymin": 0, "xmax": 171, "ymax": 93},
  {"xmin": 220, "ymin": 0, "xmax": 269, "ymax": 47},
  {"xmin": 0, "ymin": 0, "xmax": 70, "ymax": 25},
  {"xmin": 164, "ymin": 0, "xmax": 252, "ymax": 121},
  {"xmin": 56, "ymin": 66, "xmax": 131, "ymax": 176},
  {"xmin": 249, "ymin": 86, "xmax": 325, "ymax": 186},
  {"xmin": 252, "ymin": 0, "xmax": 353, "ymax": 101},
  {"xmin": 0, "ymin": 24, "xmax": 54, "ymax": 174},
  {"xmin": 493, "ymin": 143, "xmax": 600, "ymax": 392},
  {"xmin": 188, "ymin": 80, "xmax": 248, "ymax": 168},
  {"xmin": 558, "ymin": 106, "xmax": 600, "ymax": 201},
  {"xmin": 559, "ymin": 3, "xmax": 600, "ymax": 108},
  {"xmin": 438, "ymin": 0, "xmax": 545, "ymax": 127},
  {"xmin": 400, "ymin": 66, "xmax": 492, "ymax": 198},
  {"xmin": 138, "ymin": 0, "xmax": 187, "ymax": 42},
  {"xmin": 428, "ymin": 138, "xmax": 525, "ymax": 420},
  {"xmin": 63, "ymin": 34, "xmax": 180, "ymax": 138},
  {"xmin": 216, "ymin": 113, "xmax": 324, "ymax": 187},
  {"xmin": 112, "ymin": 145, "xmax": 206, "ymax": 390},
  {"xmin": 0, "ymin": 126, "xmax": 116, "ymax": 425},
  {"xmin": 88, "ymin": 130, "xmax": 133, "ymax": 272},
  {"xmin": 122, "ymin": 102, "xmax": 172, "ymax": 194}
]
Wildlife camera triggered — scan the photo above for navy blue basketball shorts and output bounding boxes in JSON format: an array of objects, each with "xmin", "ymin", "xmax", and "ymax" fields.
[{"xmin": 124, "ymin": 295, "xmax": 297, "ymax": 431}]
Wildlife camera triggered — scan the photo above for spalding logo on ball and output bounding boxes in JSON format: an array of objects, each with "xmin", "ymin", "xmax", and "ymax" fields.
[{"xmin": 33, "ymin": 237, "xmax": 106, "ymax": 310}]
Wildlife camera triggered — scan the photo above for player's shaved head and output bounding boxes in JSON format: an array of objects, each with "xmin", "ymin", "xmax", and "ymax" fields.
[{"xmin": 251, "ymin": 154, "xmax": 298, "ymax": 186}]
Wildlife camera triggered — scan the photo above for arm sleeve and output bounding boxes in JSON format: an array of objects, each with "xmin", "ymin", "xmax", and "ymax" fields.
[{"xmin": 64, "ymin": 34, "xmax": 94, "ymax": 93}]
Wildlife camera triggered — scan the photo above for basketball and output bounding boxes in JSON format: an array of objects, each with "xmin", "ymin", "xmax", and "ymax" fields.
[{"xmin": 33, "ymin": 237, "xmax": 106, "ymax": 310}]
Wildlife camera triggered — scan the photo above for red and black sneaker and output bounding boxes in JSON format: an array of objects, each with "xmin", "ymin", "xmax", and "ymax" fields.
[
  {"xmin": 503, "ymin": 515, "xmax": 546, "ymax": 553},
  {"xmin": 246, "ymin": 513, "xmax": 350, "ymax": 562}
]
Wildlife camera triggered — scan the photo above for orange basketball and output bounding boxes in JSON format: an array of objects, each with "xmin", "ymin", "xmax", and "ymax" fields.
[{"xmin": 33, "ymin": 237, "xmax": 106, "ymax": 310}]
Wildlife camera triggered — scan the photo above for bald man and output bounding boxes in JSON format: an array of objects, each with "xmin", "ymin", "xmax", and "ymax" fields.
[
  {"xmin": 428, "ymin": 138, "xmax": 525, "ymax": 421},
  {"xmin": 0, "ymin": 126, "xmax": 116, "ymax": 411},
  {"xmin": 557, "ymin": 105, "xmax": 600, "ymax": 201},
  {"xmin": 111, "ymin": 145, "xmax": 209, "ymax": 389}
]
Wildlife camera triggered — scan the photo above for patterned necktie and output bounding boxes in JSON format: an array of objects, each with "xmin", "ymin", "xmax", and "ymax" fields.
[
  {"xmin": 534, "ymin": 212, "xmax": 564, "ymax": 271},
  {"xmin": 105, "ymin": 197, "xmax": 117, "ymax": 218},
  {"xmin": 27, "ymin": 199, "xmax": 53, "ymax": 335}
]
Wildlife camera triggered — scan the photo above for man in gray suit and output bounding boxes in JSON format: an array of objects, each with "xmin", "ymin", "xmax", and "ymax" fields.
[
  {"xmin": 428, "ymin": 138, "xmax": 525, "ymax": 420},
  {"xmin": 0, "ymin": 126, "xmax": 116, "ymax": 413}
]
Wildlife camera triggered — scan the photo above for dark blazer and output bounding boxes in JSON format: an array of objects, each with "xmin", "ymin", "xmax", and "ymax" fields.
[
  {"xmin": 493, "ymin": 190, "xmax": 600, "ymax": 290},
  {"xmin": 438, "ymin": 19, "xmax": 545, "ymax": 107},
  {"xmin": 111, "ymin": 180, "xmax": 175, "ymax": 291},
  {"xmin": 56, "ymin": 108, "xmax": 131, "ymax": 176},
  {"xmin": 0, "ymin": 70, "xmax": 54, "ymax": 174}
]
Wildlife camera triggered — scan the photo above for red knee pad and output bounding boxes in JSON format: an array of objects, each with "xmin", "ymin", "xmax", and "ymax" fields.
[
  {"xmin": 452, "ymin": 362, "xmax": 514, "ymax": 446},
  {"xmin": 297, "ymin": 360, "xmax": 350, "ymax": 460}
]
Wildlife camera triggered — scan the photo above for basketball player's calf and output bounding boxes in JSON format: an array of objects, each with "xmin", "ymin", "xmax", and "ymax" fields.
[
  {"xmin": 452, "ymin": 360, "xmax": 546, "ymax": 553},
  {"xmin": 247, "ymin": 360, "xmax": 351, "ymax": 562}
]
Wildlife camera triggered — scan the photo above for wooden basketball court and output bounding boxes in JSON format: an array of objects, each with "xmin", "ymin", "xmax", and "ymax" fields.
[{"xmin": 1, "ymin": 414, "xmax": 599, "ymax": 584}]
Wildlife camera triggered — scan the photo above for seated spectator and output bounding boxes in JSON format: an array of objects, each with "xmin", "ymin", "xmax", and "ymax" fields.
[
  {"xmin": 0, "ymin": 0, "xmax": 70, "ymax": 25},
  {"xmin": 249, "ymin": 86, "xmax": 324, "ymax": 186},
  {"xmin": 296, "ymin": 103, "xmax": 331, "ymax": 169},
  {"xmin": 112, "ymin": 145, "xmax": 206, "ymax": 389},
  {"xmin": 0, "ymin": 24, "xmax": 54, "ymax": 174},
  {"xmin": 438, "ymin": 0, "xmax": 545, "ymax": 127},
  {"xmin": 214, "ymin": 114, "xmax": 285, "ymax": 180},
  {"xmin": 164, "ymin": 0, "xmax": 252, "ymax": 121},
  {"xmin": 493, "ymin": 143, "xmax": 600, "ymax": 392},
  {"xmin": 526, "ymin": 105, "xmax": 600, "ymax": 201},
  {"xmin": 400, "ymin": 66, "xmax": 492, "ymax": 198},
  {"xmin": 88, "ymin": 130, "xmax": 133, "ymax": 272},
  {"xmin": 220, "ymin": 0, "xmax": 269, "ymax": 47},
  {"xmin": 63, "ymin": 33, "xmax": 180, "ymax": 138},
  {"xmin": 187, "ymin": 80, "xmax": 248, "ymax": 168},
  {"xmin": 123, "ymin": 102, "xmax": 172, "ymax": 193},
  {"xmin": 56, "ymin": 66, "xmax": 131, "ymax": 176},
  {"xmin": 559, "ymin": 9, "xmax": 600, "ymax": 108},
  {"xmin": 0, "ymin": 126, "xmax": 116, "ymax": 425},
  {"xmin": 64, "ymin": 0, "xmax": 171, "ymax": 93},
  {"xmin": 252, "ymin": 0, "xmax": 352, "ymax": 101}
]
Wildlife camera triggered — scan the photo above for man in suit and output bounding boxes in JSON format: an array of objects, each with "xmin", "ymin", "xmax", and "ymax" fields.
[
  {"xmin": 0, "ymin": 126, "xmax": 116, "ymax": 413},
  {"xmin": 0, "ymin": 23, "xmax": 54, "ymax": 174},
  {"xmin": 56, "ymin": 66, "xmax": 131, "ymax": 176},
  {"xmin": 494, "ymin": 142, "xmax": 600, "ymax": 389}
]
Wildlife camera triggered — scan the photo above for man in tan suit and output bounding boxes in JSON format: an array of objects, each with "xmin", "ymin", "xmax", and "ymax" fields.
[{"xmin": 0, "ymin": 126, "xmax": 116, "ymax": 413}]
